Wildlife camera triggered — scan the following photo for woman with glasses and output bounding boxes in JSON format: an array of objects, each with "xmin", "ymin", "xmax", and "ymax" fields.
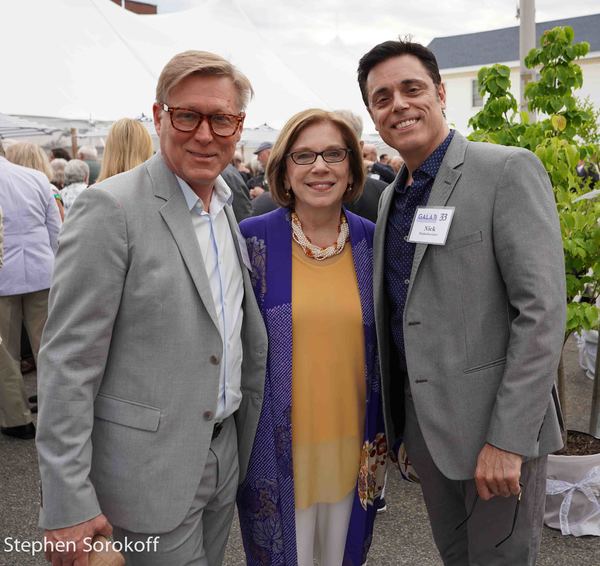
[{"xmin": 237, "ymin": 109, "xmax": 386, "ymax": 566}]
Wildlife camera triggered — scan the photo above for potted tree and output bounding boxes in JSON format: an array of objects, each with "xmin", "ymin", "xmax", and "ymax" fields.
[{"xmin": 468, "ymin": 25, "xmax": 600, "ymax": 537}]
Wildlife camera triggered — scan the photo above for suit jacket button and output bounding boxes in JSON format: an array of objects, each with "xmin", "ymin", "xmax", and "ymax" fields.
[
  {"xmin": 209, "ymin": 355, "xmax": 220, "ymax": 365},
  {"xmin": 203, "ymin": 411, "xmax": 213, "ymax": 421}
]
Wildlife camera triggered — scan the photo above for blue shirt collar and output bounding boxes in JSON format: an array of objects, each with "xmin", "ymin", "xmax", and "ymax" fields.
[
  {"xmin": 396, "ymin": 129, "xmax": 455, "ymax": 193},
  {"xmin": 416, "ymin": 129, "xmax": 455, "ymax": 179}
]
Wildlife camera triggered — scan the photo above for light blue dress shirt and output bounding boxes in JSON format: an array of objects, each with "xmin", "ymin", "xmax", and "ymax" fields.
[{"xmin": 177, "ymin": 175, "xmax": 245, "ymax": 421}]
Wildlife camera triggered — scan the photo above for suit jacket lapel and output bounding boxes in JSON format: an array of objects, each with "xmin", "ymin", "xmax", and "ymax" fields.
[
  {"xmin": 146, "ymin": 154, "xmax": 220, "ymax": 331},
  {"xmin": 409, "ymin": 132, "xmax": 466, "ymax": 284}
]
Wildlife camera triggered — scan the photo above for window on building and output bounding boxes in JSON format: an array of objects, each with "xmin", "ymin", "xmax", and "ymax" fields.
[{"xmin": 472, "ymin": 79, "xmax": 483, "ymax": 107}]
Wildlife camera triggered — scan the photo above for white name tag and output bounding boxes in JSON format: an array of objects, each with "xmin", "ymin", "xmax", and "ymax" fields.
[{"xmin": 407, "ymin": 206, "xmax": 455, "ymax": 245}]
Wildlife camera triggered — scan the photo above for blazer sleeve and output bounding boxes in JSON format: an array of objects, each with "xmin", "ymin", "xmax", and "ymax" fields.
[
  {"xmin": 36, "ymin": 188, "xmax": 128, "ymax": 529},
  {"xmin": 485, "ymin": 149, "xmax": 566, "ymax": 456}
]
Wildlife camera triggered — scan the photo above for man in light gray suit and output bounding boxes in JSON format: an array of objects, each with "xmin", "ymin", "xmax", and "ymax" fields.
[
  {"xmin": 358, "ymin": 40, "xmax": 565, "ymax": 565},
  {"xmin": 36, "ymin": 51, "xmax": 267, "ymax": 566}
]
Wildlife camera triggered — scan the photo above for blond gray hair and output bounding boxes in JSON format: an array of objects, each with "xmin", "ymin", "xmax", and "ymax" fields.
[
  {"xmin": 97, "ymin": 119, "xmax": 154, "ymax": 183},
  {"xmin": 333, "ymin": 109, "xmax": 364, "ymax": 140},
  {"xmin": 50, "ymin": 158, "xmax": 67, "ymax": 187},
  {"xmin": 65, "ymin": 159, "xmax": 90, "ymax": 185},
  {"xmin": 156, "ymin": 50, "xmax": 253, "ymax": 112},
  {"xmin": 5, "ymin": 142, "xmax": 53, "ymax": 181},
  {"xmin": 77, "ymin": 145, "xmax": 98, "ymax": 160}
]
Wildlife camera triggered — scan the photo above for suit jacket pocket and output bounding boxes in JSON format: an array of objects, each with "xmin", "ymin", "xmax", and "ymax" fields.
[
  {"xmin": 94, "ymin": 393, "xmax": 161, "ymax": 432},
  {"xmin": 444, "ymin": 230, "xmax": 483, "ymax": 251},
  {"xmin": 463, "ymin": 356, "xmax": 506, "ymax": 374}
]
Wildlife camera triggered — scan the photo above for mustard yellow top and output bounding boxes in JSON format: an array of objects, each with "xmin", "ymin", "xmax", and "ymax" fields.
[{"xmin": 291, "ymin": 241, "xmax": 366, "ymax": 510}]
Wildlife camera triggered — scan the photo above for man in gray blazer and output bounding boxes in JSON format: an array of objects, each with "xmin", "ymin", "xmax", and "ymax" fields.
[
  {"xmin": 358, "ymin": 40, "xmax": 565, "ymax": 565},
  {"xmin": 36, "ymin": 51, "xmax": 267, "ymax": 566}
]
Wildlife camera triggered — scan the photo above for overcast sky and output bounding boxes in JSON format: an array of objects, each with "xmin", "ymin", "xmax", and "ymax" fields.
[{"xmin": 153, "ymin": 0, "xmax": 599, "ymax": 50}]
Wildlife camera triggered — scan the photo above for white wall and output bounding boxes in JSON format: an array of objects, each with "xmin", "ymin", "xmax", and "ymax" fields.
[{"xmin": 579, "ymin": 55, "xmax": 600, "ymax": 109}]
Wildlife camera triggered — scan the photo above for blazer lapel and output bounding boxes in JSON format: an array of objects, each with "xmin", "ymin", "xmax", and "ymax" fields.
[
  {"xmin": 146, "ymin": 154, "xmax": 220, "ymax": 332},
  {"xmin": 409, "ymin": 133, "xmax": 466, "ymax": 285}
]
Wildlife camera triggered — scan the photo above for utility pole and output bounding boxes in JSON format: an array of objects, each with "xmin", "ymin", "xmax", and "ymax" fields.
[
  {"xmin": 70, "ymin": 128, "xmax": 78, "ymax": 160},
  {"xmin": 519, "ymin": 0, "xmax": 536, "ymax": 119}
]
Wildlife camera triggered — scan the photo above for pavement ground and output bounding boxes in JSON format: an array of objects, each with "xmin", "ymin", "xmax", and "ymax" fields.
[{"xmin": 0, "ymin": 337, "xmax": 598, "ymax": 565}]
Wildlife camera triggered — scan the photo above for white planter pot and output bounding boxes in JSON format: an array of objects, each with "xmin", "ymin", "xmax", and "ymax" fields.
[{"xmin": 545, "ymin": 452, "xmax": 600, "ymax": 536}]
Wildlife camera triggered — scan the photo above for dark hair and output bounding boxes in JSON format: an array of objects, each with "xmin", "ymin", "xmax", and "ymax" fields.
[
  {"xmin": 357, "ymin": 40, "xmax": 442, "ymax": 107},
  {"xmin": 50, "ymin": 147, "xmax": 72, "ymax": 161}
]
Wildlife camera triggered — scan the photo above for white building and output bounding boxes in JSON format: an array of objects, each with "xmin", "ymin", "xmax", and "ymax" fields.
[{"xmin": 428, "ymin": 13, "xmax": 600, "ymax": 134}]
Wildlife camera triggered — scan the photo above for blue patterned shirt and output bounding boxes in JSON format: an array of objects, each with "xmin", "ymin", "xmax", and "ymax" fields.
[{"xmin": 385, "ymin": 130, "xmax": 455, "ymax": 369}]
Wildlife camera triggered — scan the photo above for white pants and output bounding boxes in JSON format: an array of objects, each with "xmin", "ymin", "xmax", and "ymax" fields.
[{"xmin": 295, "ymin": 490, "xmax": 354, "ymax": 566}]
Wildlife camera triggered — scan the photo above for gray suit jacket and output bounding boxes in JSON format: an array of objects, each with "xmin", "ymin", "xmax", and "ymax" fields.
[
  {"xmin": 36, "ymin": 153, "xmax": 267, "ymax": 532},
  {"xmin": 374, "ymin": 132, "xmax": 565, "ymax": 480}
]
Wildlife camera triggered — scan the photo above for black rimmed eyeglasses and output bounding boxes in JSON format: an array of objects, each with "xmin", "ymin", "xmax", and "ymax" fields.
[
  {"xmin": 455, "ymin": 483, "xmax": 523, "ymax": 547},
  {"xmin": 160, "ymin": 103, "xmax": 244, "ymax": 137},
  {"xmin": 286, "ymin": 148, "xmax": 352, "ymax": 165}
]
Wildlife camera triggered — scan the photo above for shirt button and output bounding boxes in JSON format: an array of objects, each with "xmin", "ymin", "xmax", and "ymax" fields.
[
  {"xmin": 203, "ymin": 411, "xmax": 214, "ymax": 421},
  {"xmin": 404, "ymin": 279, "xmax": 410, "ymax": 285},
  {"xmin": 209, "ymin": 355, "xmax": 220, "ymax": 365},
  {"xmin": 404, "ymin": 236, "xmax": 408, "ymax": 241}
]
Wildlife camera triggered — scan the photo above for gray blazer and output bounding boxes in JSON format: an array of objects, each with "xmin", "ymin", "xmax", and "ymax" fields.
[
  {"xmin": 374, "ymin": 132, "xmax": 566, "ymax": 480},
  {"xmin": 36, "ymin": 153, "xmax": 267, "ymax": 532}
]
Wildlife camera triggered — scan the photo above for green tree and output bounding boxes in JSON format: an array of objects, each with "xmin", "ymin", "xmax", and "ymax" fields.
[{"xmin": 468, "ymin": 26, "xmax": 600, "ymax": 427}]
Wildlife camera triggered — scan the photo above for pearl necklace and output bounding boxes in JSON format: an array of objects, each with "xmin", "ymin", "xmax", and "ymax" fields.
[{"xmin": 291, "ymin": 211, "xmax": 349, "ymax": 261}]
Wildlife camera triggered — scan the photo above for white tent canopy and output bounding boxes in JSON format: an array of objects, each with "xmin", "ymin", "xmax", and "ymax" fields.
[
  {"xmin": 0, "ymin": 0, "xmax": 374, "ymax": 129},
  {"xmin": 141, "ymin": 0, "xmax": 330, "ymax": 127},
  {"xmin": 2, "ymin": 0, "xmax": 166, "ymax": 121}
]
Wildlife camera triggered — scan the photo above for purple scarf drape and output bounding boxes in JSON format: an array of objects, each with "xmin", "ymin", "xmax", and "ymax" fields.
[{"xmin": 237, "ymin": 207, "xmax": 386, "ymax": 566}]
